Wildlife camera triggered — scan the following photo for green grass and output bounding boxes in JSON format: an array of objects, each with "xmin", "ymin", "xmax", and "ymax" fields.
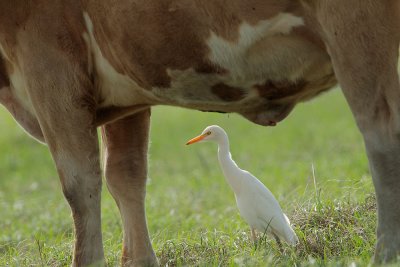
[{"xmin": 0, "ymin": 89, "xmax": 379, "ymax": 266}]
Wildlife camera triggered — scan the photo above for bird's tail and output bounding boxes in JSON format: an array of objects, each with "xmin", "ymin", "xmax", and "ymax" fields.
[{"xmin": 282, "ymin": 214, "xmax": 299, "ymax": 246}]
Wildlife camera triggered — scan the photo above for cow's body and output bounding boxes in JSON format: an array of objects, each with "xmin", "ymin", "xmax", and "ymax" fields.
[
  {"xmin": 1, "ymin": 0, "xmax": 400, "ymax": 266},
  {"xmin": 82, "ymin": 1, "xmax": 336, "ymax": 127}
]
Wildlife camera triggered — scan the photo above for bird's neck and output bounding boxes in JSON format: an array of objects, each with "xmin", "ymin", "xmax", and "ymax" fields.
[{"xmin": 217, "ymin": 138, "xmax": 242, "ymax": 193}]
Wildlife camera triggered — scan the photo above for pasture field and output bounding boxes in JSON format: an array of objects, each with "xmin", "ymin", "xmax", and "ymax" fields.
[{"xmin": 0, "ymin": 89, "xmax": 379, "ymax": 266}]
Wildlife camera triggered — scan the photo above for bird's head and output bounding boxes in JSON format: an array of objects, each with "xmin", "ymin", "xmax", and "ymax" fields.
[{"xmin": 186, "ymin": 125, "xmax": 227, "ymax": 145}]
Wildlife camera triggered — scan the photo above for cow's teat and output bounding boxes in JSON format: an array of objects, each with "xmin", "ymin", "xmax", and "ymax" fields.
[{"xmin": 241, "ymin": 102, "xmax": 295, "ymax": 126}]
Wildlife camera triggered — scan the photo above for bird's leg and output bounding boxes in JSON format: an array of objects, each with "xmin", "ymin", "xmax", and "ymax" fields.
[
  {"xmin": 251, "ymin": 228, "xmax": 257, "ymax": 244},
  {"xmin": 251, "ymin": 228, "xmax": 261, "ymax": 249},
  {"xmin": 273, "ymin": 233, "xmax": 284, "ymax": 253}
]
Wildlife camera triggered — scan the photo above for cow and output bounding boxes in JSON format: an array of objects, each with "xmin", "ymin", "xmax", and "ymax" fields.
[{"xmin": 0, "ymin": 0, "xmax": 399, "ymax": 266}]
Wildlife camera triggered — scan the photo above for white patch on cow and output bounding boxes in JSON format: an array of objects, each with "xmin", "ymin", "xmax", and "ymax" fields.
[
  {"xmin": 207, "ymin": 13, "xmax": 305, "ymax": 83},
  {"xmin": 151, "ymin": 68, "xmax": 261, "ymax": 112},
  {"xmin": 154, "ymin": 12, "xmax": 329, "ymax": 113},
  {"xmin": 152, "ymin": 68, "xmax": 221, "ymax": 104},
  {"xmin": 83, "ymin": 12, "xmax": 156, "ymax": 108}
]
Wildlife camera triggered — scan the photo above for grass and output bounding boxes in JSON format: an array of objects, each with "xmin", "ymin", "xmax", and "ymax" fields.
[{"xmin": 0, "ymin": 89, "xmax": 380, "ymax": 266}]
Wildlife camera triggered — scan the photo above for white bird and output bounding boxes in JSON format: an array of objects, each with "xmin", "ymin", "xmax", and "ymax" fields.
[{"xmin": 186, "ymin": 125, "xmax": 298, "ymax": 246}]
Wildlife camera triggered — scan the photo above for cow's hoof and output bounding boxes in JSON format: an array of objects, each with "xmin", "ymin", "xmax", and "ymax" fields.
[
  {"xmin": 122, "ymin": 256, "xmax": 159, "ymax": 267},
  {"xmin": 374, "ymin": 234, "xmax": 400, "ymax": 264}
]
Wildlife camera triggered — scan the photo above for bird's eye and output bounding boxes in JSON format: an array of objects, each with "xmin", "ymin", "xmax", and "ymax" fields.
[{"xmin": 207, "ymin": 131, "xmax": 211, "ymax": 135}]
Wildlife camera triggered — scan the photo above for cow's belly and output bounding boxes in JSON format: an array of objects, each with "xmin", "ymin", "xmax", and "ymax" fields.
[
  {"xmin": 86, "ymin": 11, "xmax": 337, "ymax": 126},
  {"xmin": 149, "ymin": 33, "xmax": 336, "ymax": 125}
]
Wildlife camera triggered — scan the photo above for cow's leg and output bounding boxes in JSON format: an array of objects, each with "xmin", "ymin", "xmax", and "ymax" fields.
[
  {"xmin": 51, "ymin": 116, "xmax": 104, "ymax": 267},
  {"xmin": 30, "ymin": 98, "xmax": 103, "ymax": 265},
  {"xmin": 31, "ymin": 96, "xmax": 103, "ymax": 266},
  {"xmin": 19, "ymin": 48, "xmax": 104, "ymax": 266},
  {"xmin": 314, "ymin": 0, "xmax": 400, "ymax": 263},
  {"xmin": 101, "ymin": 110, "xmax": 157, "ymax": 267}
]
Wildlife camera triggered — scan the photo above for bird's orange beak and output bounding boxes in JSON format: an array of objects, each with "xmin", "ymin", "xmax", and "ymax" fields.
[{"xmin": 186, "ymin": 134, "xmax": 207, "ymax": 145}]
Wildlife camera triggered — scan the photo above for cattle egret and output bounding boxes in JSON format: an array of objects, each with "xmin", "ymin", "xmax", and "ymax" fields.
[{"xmin": 186, "ymin": 125, "xmax": 298, "ymax": 246}]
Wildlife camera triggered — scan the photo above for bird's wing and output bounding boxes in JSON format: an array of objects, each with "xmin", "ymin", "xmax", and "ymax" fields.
[
  {"xmin": 235, "ymin": 170, "xmax": 298, "ymax": 244},
  {"xmin": 239, "ymin": 171, "xmax": 291, "ymax": 228},
  {"xmin": 239, "ymin": 170, "xmax": 282, "ymax": 206},
  {"xmin": 236, "ymin": 172, "xmax": 285, "ymax": 223}
]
